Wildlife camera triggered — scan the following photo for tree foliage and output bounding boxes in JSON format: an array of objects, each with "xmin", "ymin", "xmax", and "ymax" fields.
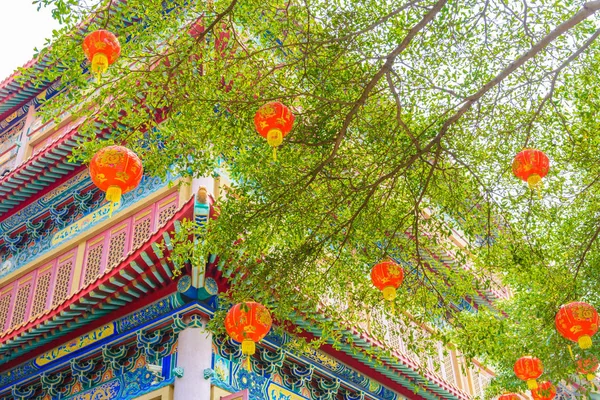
[{"xmin": 24, "ymin": 0, "xmax": 600, "ymax": 396}]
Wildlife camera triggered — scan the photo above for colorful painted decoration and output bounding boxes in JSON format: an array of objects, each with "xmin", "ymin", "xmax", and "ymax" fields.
[
  {"xmin": 530, "ymin": 381, "xmax": 556, "ymax": 400},
  {"xmin": 225, "ymin": 301, "xmax": 272, "ymax": 370},
  {"xmin": 371, "ymin": 260, "xmax": 404, "ymax": 301},
  {"xmin": 577, "ymin": 356, "xmax": 599, "ymax": 381},
  {"xmin": 512, "ymin": 149, "xmax": 549, "ymax": 191},
  {"xmin": 514, "ymin": 356, "xmax": 543, "ymax": 389},
  {"xmin": 498, "ymin": 394, "xmax": 520, "ymax": 400},
  {"xmin": 82, "ymin": 30, "xmax": 121, "ymax": 80},
  {"xmin": 555, "ymin": 301, "xmax": 599, "ymax": 349},
  {"xmin": 254, "ymin": 101, "xmax": 295, "ymax": 160},
  {"xmin": 89, "ymin": 145, "xmax": 143, "ymax": 216}
]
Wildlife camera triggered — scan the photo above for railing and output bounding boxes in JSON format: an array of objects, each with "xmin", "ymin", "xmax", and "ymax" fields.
[
  {"xmin": 79, "ymin": 192, "xmax": 179, "ymax": 288},
  {"xmin": 369, "ymin": 307, "xmax": 493, "ymax": 398},
  {"xmin": 0, "ymin": 191, "xmax": 179, "ymax": 333}
]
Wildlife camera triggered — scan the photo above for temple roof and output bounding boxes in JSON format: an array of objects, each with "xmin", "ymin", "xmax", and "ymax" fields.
[
  {"xmin": 0, "ymin": 117, "xmax": 118, "ymax": 220},
  {"xmin": 0, "ymin": 57, "xmax": 54, "ymax": 122},
  {"xmin": 0, "ymin": 0, "xmax": 129, "ymax": 122},
  {"xmin": 0, "ymin": 126, "xmax": 82, "ymax": 218},
  {"xmin": 0, "ymin": 197, "xmax": 193, "ymax": 366},
  {"xmin": 0, "ymin": 194, "xmax": 477, "ymax": 399},
  {"xmin": 295, "ymin": 318, "xmax": 471, "ymax": 400}
]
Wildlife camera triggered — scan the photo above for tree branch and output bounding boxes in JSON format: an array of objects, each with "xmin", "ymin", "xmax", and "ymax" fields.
[{"xmin": 306, "ymin": 0, "xmax": 449, "ymax": 181}]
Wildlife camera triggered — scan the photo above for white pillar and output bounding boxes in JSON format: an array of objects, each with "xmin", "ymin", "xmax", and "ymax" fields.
[{"xmin": 174, "ymin": 327, "xmax": 213, "ymax": 400}]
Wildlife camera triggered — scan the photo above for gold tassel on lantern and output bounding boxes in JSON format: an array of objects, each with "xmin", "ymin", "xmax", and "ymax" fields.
[
  {"xmin": 527, "ymin": 174, "xmax": 543, "ymax": 199},
  {"xmin": 579, "ymin": 335, "xmax": 593, "ymax": 349},
  {"xmin": 382, "ymin": 286, "xmax": 397, "ymax": 301},
  {"xmin": 241, "ymin": 339, "xmax": 255, "ymax": 371},
  {"xmin": 91, "ymin": 53, "xmax": 109, "ymax": 82},
  {"xmin": 527, "ymin": 379, "xmax": 538, "ymax": 390},
  {"xmin": 267, "ymin": 129, "xmax": 283, "ymax": 161},
  {"xmin": 105, "ymin": 185, "xmax": 122, "ymax": 217}
]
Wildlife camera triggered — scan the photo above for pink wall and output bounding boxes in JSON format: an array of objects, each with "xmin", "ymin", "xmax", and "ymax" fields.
[{"xmin": 0, "ymin": 191, "xmax": 179, "ymax": 334}]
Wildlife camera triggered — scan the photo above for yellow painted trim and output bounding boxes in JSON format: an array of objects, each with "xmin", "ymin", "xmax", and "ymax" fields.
[
  {"xmin": 17, "ymin": 276, "xmax": 33, "ymax": 284},
  {"xmin": 59, "ymin": 250, "xmax": 76, "ymax": 263},
  {"xmin": 111, "ymin": 222, "xmax": 129, "ymax": 234},
  {"xmin": 38, "ymin": 264, "xmax": 53, "ymax": 274},
  {"xmin": 0, "ymin": 151, "xmax": 12, "ymax": 165},
  {"xmin": 451, "ymin": 351, "xmax": 464, "ymax": 390},
  {"xmin": 0, "ymin": 180, "xmax": 183, "ymax": 289},
  {"xmin": 159, "ymin": 194, "xmax": 178, "ymax": 208},
  {"xmin": 179, "ymin": 177, "xmax": 192, "ymax": 207},
  {"xmin": 465, "ymin": 367, "xmax": 475, "ymax": 395},
  {"xmin": 35, "ymin": 323, "xmax": 114, "ymax": 366},
  {"xmin": 134, "ymin": 209, "xmax": 152, "ymax": 220},
  {"xmin": 89, "ymin": 235, "xmax": 106, "ymax": 247},
  {"xmin": 133, "ymin": 385, "xmax": 174, "ymax": 400},
  {"xmin": 214, "ymin": 176, "xmax": 221, "ymax": 200},
  {"xmin": 211, "ymin": 385, "xmax": 232, "ymax": 400},
  {"xmin": 71, "ymin": 241, "xmax": 87, "ymax": 295}
]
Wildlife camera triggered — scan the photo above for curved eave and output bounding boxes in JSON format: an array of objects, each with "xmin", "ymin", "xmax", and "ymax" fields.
[
  {"xmin": 0, "ymin": 197, "xmax": 194, "ymax": 365},
  {"xmin": 0, "ymin": 0, "xmax": 131, "ymax": 120},
  {"xmin": 293, "ymin": 316, "xmax": 471, "ymax": 400},
  {"xmin": 0, "ymin": 130, "xmax": 82, "ymax": 218},
  {"xmin": 0, "ymin": 56, "xmax": 55, "ymax": 122},
  {"xmin": 418, "ymin": 246, "xmax": 500, "ymax": 313},
  {"xmin": 0, "ymin": 117, "xmax": 117, "ymax": 220}
]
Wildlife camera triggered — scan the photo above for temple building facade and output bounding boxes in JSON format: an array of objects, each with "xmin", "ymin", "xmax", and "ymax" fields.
[{"xmin": 0, "ymin": 28, "xmax": 509, "ymax": 400}]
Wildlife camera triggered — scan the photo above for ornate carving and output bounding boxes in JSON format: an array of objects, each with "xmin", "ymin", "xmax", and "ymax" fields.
[
  {"xmin": 49, "ymin": 204, "xmax": 71, "ymax": 228},
  {"xmin": 70, "ymin": 357, "xmax": 106, "ymax": 389},
  {"xmin": 172, "ymin": 312, "xmax": 205, "ymax": 334},
  {"xmin": 340, "ymin": 388, "xmax": 365, "ymax": 400},
  {"xmin": 308, "ymin": 376, "xmax": 340, "ymax": 400},
  {"xmin": 10, "ymin": 385, "xmax": 35, "ymax": 400},
  {"xmin": 41, "ymin": 371, "xmax": 73, "ymax": 398},
  {"xmin": 25, "ymin": 220, "xmax": 44, "ymax": 240},
  {"xmin": 3, "ymin": 232, "xmax": 23, "ymax": 253},
  {"xmin": 73, "ymin": 190, "xmax": 95, "ymax": 214},
  {"xmin": 102, "ymin": 344, "xmax": 139, "ymax": 375},
  {"xmin": 136, "ymin": 328, "xmax": 177, "ymax": 364},
  {"xmin": 281, "ymin": 363, "xmax": 314, "ymax": 391},
  {"xmin": 173, "ymin": 366, "xmax": 184, "ymax": 378},
  {"xmin": 0, "ymin": 174, "xmax": 169, "ymax": 279},
  {"xmin": 214, "ymin": 335, "xmax": 243, "ymax": 361},
  {"xmin": 254, "ymin": 346, "xmax": 285, "ymax": 375}
]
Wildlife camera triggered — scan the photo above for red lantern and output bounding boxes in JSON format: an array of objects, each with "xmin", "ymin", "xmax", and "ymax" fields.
[
  {"xmin": 531, "ymin": 381, "xmax": 556, "ymax": 400},
  {"xmin": 225, "ymin": 302, "xmax": 272, "ymax": 369},
  {"xmin": 514, "ymin": 356, "xmax": 543, "ymax": 389},
  {"xmin": 512, "ymin": 149, "xmax": 549, "ymax": 191},
  {"xmin": 89, "ymin": 146, "xmax": 143, "ymax": 216},
  {"xmin": 371, "ymin": 260, "xmax": 404, "ymax": 301},
  {"xmin": 577, "ymin": 356, "xmax": 599, "ymax": 381},
  {"xmin": 254, "ymin": 102, "xmax": 294, "ymax": 160},
  {"xmin": 82, "ymin": 30, "xmax": 121, "ymax": 80},
  {"xmin": 555, "ymin": 302, "xmax": 599, "ymax": 349},
  {"xmin": 215, "ymin": 23, "xmax": 235, "ymax": 58},
  {"xmin": 498, "ymin": 394, "xmax": 520, "ymax": 400},
  {"xmin": 188, "ymin": 17, "xmax": 205, "ymax": 38}
]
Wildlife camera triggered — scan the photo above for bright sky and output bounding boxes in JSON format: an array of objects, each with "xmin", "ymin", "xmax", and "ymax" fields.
[{"xmin": 0, "ymin": 2, "xmax": 61, "ymax": 81}]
